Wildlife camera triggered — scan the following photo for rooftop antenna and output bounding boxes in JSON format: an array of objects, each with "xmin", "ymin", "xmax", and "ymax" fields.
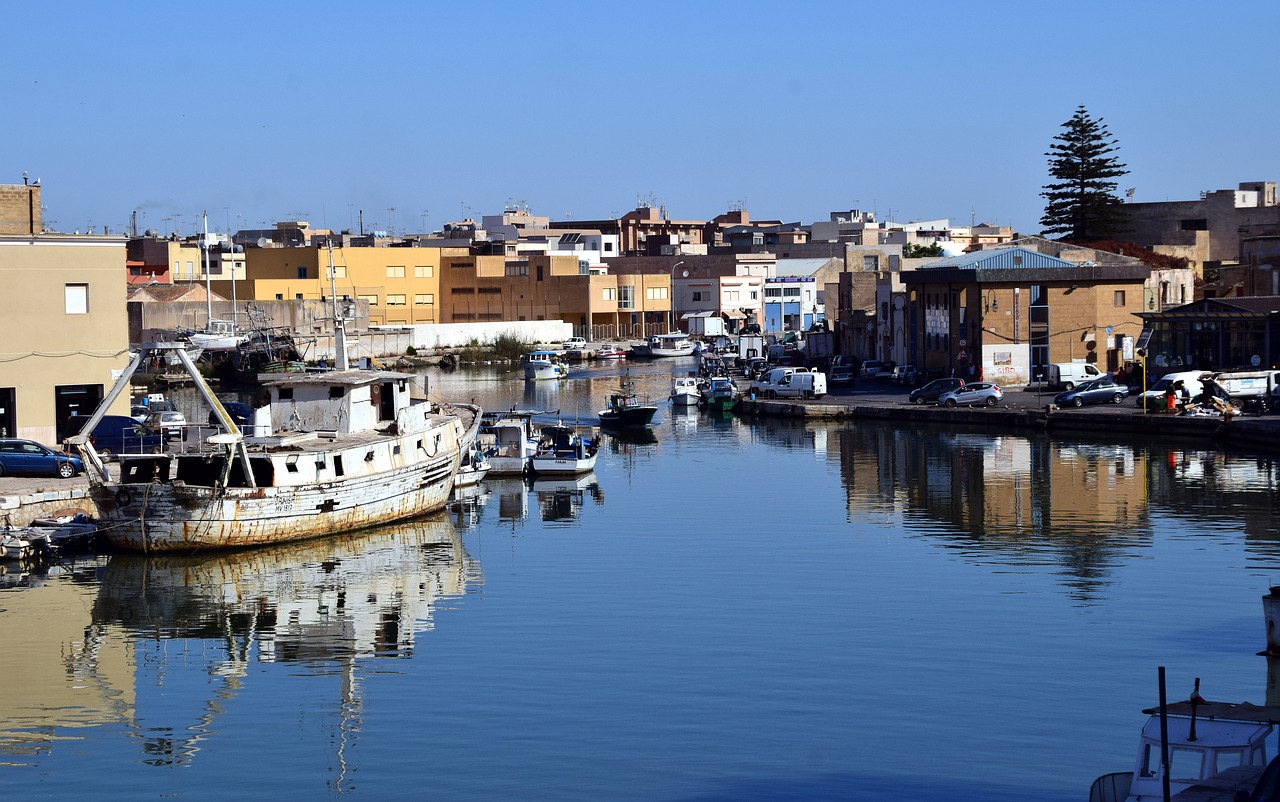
[{"xmin": 1126, "ymin": 187, "xmax": 1136, "ymax": 203}]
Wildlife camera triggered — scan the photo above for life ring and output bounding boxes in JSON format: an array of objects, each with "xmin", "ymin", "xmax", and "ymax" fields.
[{"xmin": 116, "ymin": 487, "xmax": 134, "ymax": 506}]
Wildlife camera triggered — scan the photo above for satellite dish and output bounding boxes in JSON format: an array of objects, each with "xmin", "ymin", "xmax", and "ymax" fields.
[{"xmin": 256, "ymin": 237, "xmax": 268, "ymax": 248}]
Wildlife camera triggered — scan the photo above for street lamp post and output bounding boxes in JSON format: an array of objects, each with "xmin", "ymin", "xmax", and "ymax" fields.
[{"xmin": 669, "ymin": 261, "xmax": 687, "ymax": 334}]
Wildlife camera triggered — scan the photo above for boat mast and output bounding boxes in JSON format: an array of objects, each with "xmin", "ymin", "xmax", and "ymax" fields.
[
  {"xmin": 328, "ymin": 243, "xmax": 349, "ymax": 370},
  {"xmin": 203, "ymin": 211, "xmax": 213, "ymax": 327}
]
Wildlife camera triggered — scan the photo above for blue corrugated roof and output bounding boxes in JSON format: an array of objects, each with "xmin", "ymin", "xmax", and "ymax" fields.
[{"xmin": 921, "ymin": 247, "xmax": 1074, "ymax": 271}]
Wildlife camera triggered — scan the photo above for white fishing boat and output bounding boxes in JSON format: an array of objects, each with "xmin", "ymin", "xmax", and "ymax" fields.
[
  {"xmin": 66, "ymin": 250, "xmax": 479, "ymax": 553},
  {"xmin": 1089, "ymin": 682, "xmax": 1278, "ymax": 802},
  {"xmin": 523, "ymin": 351, "xmax": 568, "ymax": 380},
  {"xmin": 477, "ymin": 411, "xmax": 540, "ymax": 475},
  {"xmin": 670, "ymin": 375, "xmax": 704, "ymax": 407},
  {"xmin": 529, "ymin": 423, "xmax": 598, "ymax": 475},
  {"xmin": 454, "ymin": 441, "xmax": 492, "ymax": 487},
  {"xmin": 630, "ymin": 334, "xmax": 696, "ymax": 358},
  {"xmin": 187, "ymin": 318, "xmax": 249, "ymax": 351},
  {"xmin": 593, "ymin": 345, "xmax": 627, "ymax": 360}
]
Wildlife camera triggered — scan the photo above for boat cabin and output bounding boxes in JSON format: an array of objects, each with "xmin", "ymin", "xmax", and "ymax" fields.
[{"xmin": 260, "ymin": 369, "xmax": 421, "ymax": 435}]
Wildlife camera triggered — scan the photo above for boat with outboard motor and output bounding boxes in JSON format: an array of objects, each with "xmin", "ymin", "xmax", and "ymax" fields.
[
  {"xmin": 598, "ymin": 379, "xmax": 658, "ymax": 428},
  {"xmin": 529, "ymin": 422, "xmax": 598, "ymax": 475},
  {"xmin": 476, "ymin": 410, "xmax": 540, "ymax": 475},
  {"xmin": 523, "ymin": 351, "xmax": 569, "ymax": 380},
  {"xmin": 670, "ymin": 375, "xmax": 705, "ymax": 407}
]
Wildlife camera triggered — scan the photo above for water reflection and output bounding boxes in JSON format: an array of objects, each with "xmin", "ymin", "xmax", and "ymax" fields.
[
  {"xmin": 834, "ymin": 422, "xmax": 1280, "ymax": 600},
  {"xmin": 530, "ymin": 472, "xmax": 603, "ymax": 524},
  {"xmin": 0, "ymin": 515, "xmax": 474, "ymax": 774},
  {"xmin": 449, "ymin": 472, "xmax": 605, "ymax": 530}
]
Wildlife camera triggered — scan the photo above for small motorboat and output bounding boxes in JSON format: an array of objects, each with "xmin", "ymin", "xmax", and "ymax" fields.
[
  {"xmin": 530, "ymin": 423, "xmax": 598, "ymax": 475},
  {"xmin": 598, "ymin": 381, "xmax": 658, "ymax": 428},
  {"xmin": 523, "ymin": 351, "xmax": 569, "ymax": 380},
  {"xmin": 706, "ymin": 376, "xmax": 739, "ymax": 412},
  {"xmin": 670, "ymin": 375, "xmax": 704, "ymax": 407},
  {"xmin": 454, "ymin": 442, "xmax": 492, "ymax": 487},
  {"xmin": 593, "ymin": 345, "xmax": 627, "ymax": 360}
]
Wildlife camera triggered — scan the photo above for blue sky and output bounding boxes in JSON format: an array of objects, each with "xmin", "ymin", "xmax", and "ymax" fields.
[{"xmin": 6, "ymin": 0, "xmax": 1276, "ymax": 238}]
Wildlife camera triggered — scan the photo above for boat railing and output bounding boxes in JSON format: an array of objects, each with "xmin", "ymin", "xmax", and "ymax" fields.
[{"xmin": 1087, "ymin": 772, "xmax": 1132, "ymax": 802}]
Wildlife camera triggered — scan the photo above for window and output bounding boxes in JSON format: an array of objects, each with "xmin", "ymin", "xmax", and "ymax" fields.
[
  {"xmin": 604, "ymin": 242, "xmax": 614, "ymax": 252},
  {"xmin": 387, "ymin": 294, "xmax": 406, "ymax": 306},
  {"xmin": 783, "ymin": 287, "xmax": 800, "ymax": 297},
  {"xmin": 295, "ymin": 293, "xmax": 303, "ymax": 300},
  {"xmin": 275, "ymin": 293, "xmax": 284, "ymax": 300},
  {"xmin": 648, "ymin": 287, "xmax": 669, "ymax": 300},
  {"xmin": 751, "ymin": 291, "xmax": 758, "ymax": 300},
  {"xmin": 1114, "ymin": 290, "xmax": 1126, "ymax": 307},
  {"xmin": 765, "ymin": 288, "xmax": 782, "ymax": 297},
  {"xmin": 692, "ymin": 291, "xmax": 704, "ymax": 301},
  {"xmin": 603, "ymin": 288, "xmax": 615, "ymax": 301},
  {"xmin": 386, "ymin": 265, "xmax": 405, "ymax": 278},
  {"xmin": 331, "ymin": 265, "xmax": 347, "ymax": 279},
  {"xmin": 618, "ymin": 285, "xmax": 634, "ymax": 309},
  {"xmin": 863, "ymin": 255, "xmax": 879, "ymax": 271},
  {"xmin": 64, "ymin": 283, "xmax": 88, "ymax": 314},
  {"xmin": 414, "ymin": 265, "xmax": 434, "ymax": 278},
  {"xmin": 726, "ymin": 291, "xmax": 739, "ymax": 301},
  {"xmin": 1180, "ymin": 218, "xmax": 1209, "ymax": 231},
  {"xmin": 359, "ymin": 294, "xmax": 379, "ymax": 306},
  {"xmin": 505, "ymin": 261, "xmax": 529, "ymax": 276},
  {"xmin": 297, "ymin": 267, "xmax": 308, "ymax": 279},
  {"xmin": 414, "ymin": 294, "xmax": 435, "ymax": 305}
]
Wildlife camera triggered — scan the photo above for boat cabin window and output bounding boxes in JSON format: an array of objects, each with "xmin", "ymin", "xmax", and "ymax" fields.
[
  {"xmin": 226, "ymin": 457, "xmax": 274, "ymax": 488},
  {"xmin": 329, "ymin": 386, "xmax": 345, "ymax": 399},
  {"xmin": 1215, "ymin": 749, "xmax": 1247, "ymax": 775},
  {"xmin": 120, "ymin": 456, "xmax": 170, "ymax": 483},
  {"xmin": 286, "ymin": 455, "xmax": 299, "ymax": 473},
  {"xmin": 1169, "ymin": 747, "xmax": 1206, "ymax": 783},
  {"xmin": 279, "ymin": 387, "xmax": 293, "ymax": 400},
  {"xmin": 334, "ymin": 455, "xmax": 345, "ymax": 477}
]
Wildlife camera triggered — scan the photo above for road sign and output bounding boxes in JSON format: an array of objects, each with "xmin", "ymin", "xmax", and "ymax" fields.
[
  {"xmin": 958, "ymin": 338, "xmax": 968, "ymax": 348},
  {"xmin": 956, "ymin": 350, "xmax": 968, "ymax": 361}
]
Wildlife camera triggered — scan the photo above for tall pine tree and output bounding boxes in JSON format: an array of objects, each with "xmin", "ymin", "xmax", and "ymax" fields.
[{"xmin": 1040, "ymin": 106, "xmax": 1129, "ymax": 241}]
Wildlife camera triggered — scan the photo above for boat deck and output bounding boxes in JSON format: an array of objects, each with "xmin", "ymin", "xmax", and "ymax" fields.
[{"xmin": 1170, "ymin": 764, "xmax": 1265, "ymax": 800}]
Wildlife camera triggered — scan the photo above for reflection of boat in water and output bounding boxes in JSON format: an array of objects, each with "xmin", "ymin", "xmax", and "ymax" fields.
[
  {"xmin": 530, "ymin": 472, "xmax": 602, "ymax": 522},
  {"xmin": 87, "ymin": 514, "xmax": 474, "ymax": 768},
  {"xmin": 602, "ymin": 425, "xmax": 658, "ymax": 445}
]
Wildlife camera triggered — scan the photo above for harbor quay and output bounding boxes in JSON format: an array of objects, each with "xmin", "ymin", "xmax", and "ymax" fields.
[{"xmin": 4, "ymin": 374, "xmax": 1277, "ymax": 526}]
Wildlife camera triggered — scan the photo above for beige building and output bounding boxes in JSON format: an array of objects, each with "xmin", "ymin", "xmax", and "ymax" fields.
[
  {"xmin": 213, "ymin": 245, "xmax": 455, "ymax": 327},
  {"xmin": 0, "ymin": 232, "xmax": 131, "ymax": 442}
]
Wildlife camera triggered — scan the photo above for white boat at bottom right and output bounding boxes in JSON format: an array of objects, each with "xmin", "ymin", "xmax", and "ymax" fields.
[{"xmin": 1090, "ymin": 685, "xmax": 1279, "ymax": 802}]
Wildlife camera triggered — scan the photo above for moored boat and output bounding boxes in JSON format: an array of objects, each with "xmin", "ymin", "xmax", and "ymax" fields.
[
  {"xmin": 68, "ymin": 342, "xmax": 477, "ymax": 553},
  {"xmin": 477, "ymin": 411, "xmax": 540, "ymax": 475},
  {"xmin": 454, "ymin": 441, "xmax": 492, "ymax": 487},
  {"xmin": 706, "ymin": 376, "xmax": 739, "ymax": 411},
  {"xmin": 630, "ymin": 334, "xmax": 696, "ymax": 358},
  {"xmin": 530, "ymin": 422, "xmax": 598, "ymax": 475},
  {"xmin": 523, "ymin": 351, "xmax": 569, "ymax": 380},
  {"xmin": 670, "ymin": 375, "xmax": 704, "ymax": 407},
  {"xmin": 1090, "ymin": 681, "xmax": 1278, "ymax": 802},
  {"xmin": 598, "ymin": 380, "xmax": 658, "ymax": 428},
  {"xmin": 593, "ymin": 345, "xmax": 627, "ymax": 359}
]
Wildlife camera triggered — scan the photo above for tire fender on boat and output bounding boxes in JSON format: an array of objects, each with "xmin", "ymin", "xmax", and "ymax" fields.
[{"xmin": 116, "ymin": 487, "xmax": 134, "ymax": 506}]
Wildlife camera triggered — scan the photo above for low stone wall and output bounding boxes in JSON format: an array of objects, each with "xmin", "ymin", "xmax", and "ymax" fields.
[{"xmin": 0, "ymin": 485, "xmax": 98, "ymax": 526}]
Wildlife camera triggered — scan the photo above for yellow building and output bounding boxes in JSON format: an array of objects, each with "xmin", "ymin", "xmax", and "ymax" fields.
[
  {"xmin": 213, "ymin": 245, "xmax": 456, "ymax": 326},
  {"xmin": 0, "ymin": 233, "xmax": 131, "ymax": 442}
]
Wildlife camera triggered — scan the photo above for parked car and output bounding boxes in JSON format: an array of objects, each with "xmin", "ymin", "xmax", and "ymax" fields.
[
  {"xmin": 563, "ymin": 337, "xmax": 587, "ymax": 350},
  {"xmin": 130, "ymin": 404, "xmax": 151, "ymax": 422},
  {"xmin": 829, "ymin": 360, "xmax": 856, "ymax": 386},
  {"xmin": 939, "ymin": 382, "xmax": 1004, "ymax": 408},
  {"xmin": 208, "ymin": 402, "xmax": 255, "ymax": 432},
  {"xmin": 1136, "ymin": 371, "xmax": 1208, "ymax": 411},
  {"xmin": 908, "ymin": 378, "xmax": 965, "ymax": 405},
  {"xmin": 0, "ymin": 438, "xmax": 83, "ymax": 478},
  {"xmin": 144, "ymin": 410, "xmax": 188, "ymax": 441},
  {"xmin": 860, "ymin": 360, "xmax": 896, "ymax": 380},
  {"xmin": 1055, "ymin": 378, "xmax": 1130, "ymax": 407},
  {"xmin": 891, "ymin": 365, "xmax": 916, "ymax": 385},
  {"xmin": 91, "ymin": 415, "xmax": 166, "ymax": 460}
]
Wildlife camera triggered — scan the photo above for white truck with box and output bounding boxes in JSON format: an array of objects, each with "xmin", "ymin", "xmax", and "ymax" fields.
[
  {"xmin": 1048, "ymin": 362, "xmax": 1102, "ymax": 390},
  {"xmin": 750, "ymin": 367, "xmax": 827, "ymax": 400}
]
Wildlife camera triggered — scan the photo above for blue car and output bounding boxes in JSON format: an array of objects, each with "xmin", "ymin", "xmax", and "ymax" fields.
[
  {"xmin": 1054, "ymin": 377, "xmax": 1130, "ymax": 407},
  {"xmin": 0, "ymin": 438, "xmax": 84, "ymax": 478}
]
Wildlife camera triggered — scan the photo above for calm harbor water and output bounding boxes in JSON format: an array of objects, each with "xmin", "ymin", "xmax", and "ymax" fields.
[{"xmin": 4, "ymin": 357, "xmax": 1280, "ymax": 800}]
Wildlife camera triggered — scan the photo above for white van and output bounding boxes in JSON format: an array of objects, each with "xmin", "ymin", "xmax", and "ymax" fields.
[
  {"xmin": 751, "ymin": 367, "xmax": 827, "ymax": 399},
  {"xmin": 1136, "ymin": 371, "xmax": 1208, "ymax": 410},
  {"xmin": 1048, "ymin": 362, "xmax": 1102, "ymax": 390}
]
